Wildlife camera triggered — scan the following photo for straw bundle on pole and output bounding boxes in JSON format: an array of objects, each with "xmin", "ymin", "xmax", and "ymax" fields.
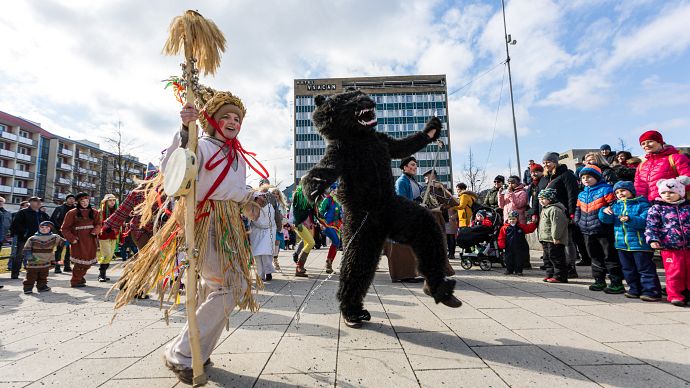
[{"xmin": 162, "ymin": 10, "xmax": 225, "ymax": 386}]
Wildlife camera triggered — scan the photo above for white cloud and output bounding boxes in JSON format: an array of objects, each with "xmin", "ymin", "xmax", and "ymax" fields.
[{"xmin": 539, "ymin": 1, "xmax": 690, "ymax": 109}]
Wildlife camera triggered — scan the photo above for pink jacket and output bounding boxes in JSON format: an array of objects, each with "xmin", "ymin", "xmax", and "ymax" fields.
[
  {"xmin": 498, "ymin": 184, "xmax": 528, "ymax": 224},
  {"xmin": 634, "ymin": 146, "xmax": 690, "ymax": 201}
]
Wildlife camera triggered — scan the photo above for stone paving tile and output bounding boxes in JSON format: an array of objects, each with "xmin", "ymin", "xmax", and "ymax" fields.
[
  {"xmin": 398, "ymin": 331, "xmax": 486, "ymax": 370},
  {"xmin": 336, "ymin": 349, "xmax": 418, "ymax": 387},
  {"xmin": 285, "ymin": 312, "xmax": 340, "ymax": 337},
  {"xmin": 514, "ymin": 328, "xmax": 641, "ymax": 366},
  {"xmin": 416, "ymin": 368, "xmax": 508, "ymax": 387},
  {"xmin": 262, "ymin": 334, "xmax": 337, "ymax": 374},
  {"xmin": 25, "ymin": 357, "xmax": 138, "ymax": 387},
  {"xmin": 113, "ymin": 346, "xmax": 175, "ymax": 379},
  {"xmin": 454, "ymin": 290, "xmax": 518, "ymax": 309},
  {"xmin": 214, "ymin": 324, "xmax": 287, "ymax": 354},
  {"xmin": 254, "ymin": 373, "xmax": 335, "ymax": 387},
  {"xmin": 650, "ymin": 311, "xmax": 690, "ymax": 324},
  {"xmin": 549, "ymin": 315, "xmax": 662, "ymax": 343},
  {"xmin": 508, "ymin": 297, "xmax": 591, "ymax": 317},
  {"xmin": 474, "ymin": 345, "xmax": 598, "ymax": 387},
  {"xmin": 480, "ymin": 308, "xmax": 562, "ymax": 330},
  {"xmin": 574, "ymin": 364, "xmax": 690, "ymax": 387},
  {"xmin": 532, "ymin": 291, "xmax": 608, "ymax": 306},
  {"xmin": 0, "ymin": 383, "xmax": 31, "ymax": 388},
  {"xmin": 606, "ymin": 340, "xmax": 690, "ymax": 381},
  {"xmin": 100, "ymin": 378, "xmax": 178, "ymax": 388},
  {"xmin": 0, "ymin": 330, "xmax": 82, "ymax": 361},
  {"xmin": 445, "ymin": 318, "xmax": 526, "ymax": 347},
  {"xmin": 338, "ymin": 317, "xmax": 400, "ymax": 350},
  {"xmin": 635, "ymin": 323, "xmax": 690, "ymax": 347},
  {"xmin": 204, "ymin": 353, "xmax": 270, "ymax": 387},
  {"xmin": 85, "ymin": 327, "xmax": 179, "ymax": 358},
  {"xmin": 0, "ymin": 339, "xmax": 106, "ymax": 382},
  {"xmin": 573, "ymin": 304, "xmax": 677, "ymax": 326}
]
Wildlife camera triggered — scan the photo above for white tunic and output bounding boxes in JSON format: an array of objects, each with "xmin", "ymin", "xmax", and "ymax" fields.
[
  {"xmin": 250, "ymin": 203, "xmax": 276, "ymax": 257},
  {"xmin": 162, "ymin": 133, "xmax": 254, "ymax": 203}
]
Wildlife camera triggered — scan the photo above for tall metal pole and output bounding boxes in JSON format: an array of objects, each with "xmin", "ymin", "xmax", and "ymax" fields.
[{"xmin": 501, "ymin": 0, "xmax": 522, "ymax": 172}]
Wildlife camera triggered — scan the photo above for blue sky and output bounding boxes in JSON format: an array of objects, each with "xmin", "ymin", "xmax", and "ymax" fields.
[{"xmin": 1, "ymin": 0, "xmax": 688, "ymax": 188}]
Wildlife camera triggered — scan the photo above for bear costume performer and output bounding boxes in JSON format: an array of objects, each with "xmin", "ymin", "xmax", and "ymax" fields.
[{"xmin": 301, "ymin": 89, "xmax": 462, "ymax": 328}]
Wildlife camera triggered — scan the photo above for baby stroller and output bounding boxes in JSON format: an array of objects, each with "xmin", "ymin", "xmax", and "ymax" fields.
[{"xmin": 455, "ymin": 206, "xmax": 505, "ymax": 271}]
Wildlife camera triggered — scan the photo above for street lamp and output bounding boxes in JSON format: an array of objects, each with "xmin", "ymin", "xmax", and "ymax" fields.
[{"xmin": 501, "ymin": 0, "xmax": 522, "ymax": 173}]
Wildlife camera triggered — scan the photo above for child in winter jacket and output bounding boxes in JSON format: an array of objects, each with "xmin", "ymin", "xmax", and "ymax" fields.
[
  {"xmin": 645, "ymin": 176, "xmax": 690, "ymax": 306},
  {"xmin": 576, "ymin": 165, "xmax": 623, "ymax": 294},
  {"xmin": 498, "ymin": 176, "xmax": 528, "ymax": 224},
  {"xmin": 498, "ymin": 211, "xmax": 537, "ymax": 275},
  {"xmin": 600, "ymin": 181, "xmax": 661, "ymax": 301},
  {"xmin": 538, "ymin": 188, "xmax": 569, "ymax": 283},
  {"xmin": 23, "ymin": 221, "xmax": 65, "ymax": 294}
]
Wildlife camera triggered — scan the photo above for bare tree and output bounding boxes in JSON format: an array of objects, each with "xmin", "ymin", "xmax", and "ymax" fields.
[
  {"xmin": 617, "ymin": 137, "xmax": 630, "ymax": 152},
  {"xmin": 461, "ymin": 147, "xmax": 487, "ymax": 193},
  {"xmin": 101, "ymin": 121, "xmax": 140, "ymax": 202}
]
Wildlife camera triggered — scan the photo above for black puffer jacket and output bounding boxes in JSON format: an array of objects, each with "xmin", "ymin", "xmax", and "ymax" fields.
[{"xmin": 538, "ymin": 164, "xmax": 579, "ymax": 217}]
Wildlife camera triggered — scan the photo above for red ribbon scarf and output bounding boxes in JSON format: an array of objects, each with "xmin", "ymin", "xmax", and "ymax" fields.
[{"xmin": 197, "ymin": 111, "xmax": 269, "ymax": 211}]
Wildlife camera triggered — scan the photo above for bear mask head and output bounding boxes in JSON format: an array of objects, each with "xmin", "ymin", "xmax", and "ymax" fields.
[{"xmin": 311, "ymin": 89, "xmax": 377, "ymax": 140}]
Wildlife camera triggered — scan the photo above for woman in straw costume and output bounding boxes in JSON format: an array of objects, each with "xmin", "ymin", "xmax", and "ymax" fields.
[{"xmin": 162, "ymin": 91, "xmax": 267, "ymax": 382}]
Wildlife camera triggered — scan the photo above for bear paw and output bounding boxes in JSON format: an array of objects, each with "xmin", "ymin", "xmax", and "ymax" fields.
[
  {"xmin": 423, "ymin": 278, "xmax": 462, "ymax": 308},
  {"xmin": 342, "ymin": 308, "xmax": 371, "ymax": 328}
]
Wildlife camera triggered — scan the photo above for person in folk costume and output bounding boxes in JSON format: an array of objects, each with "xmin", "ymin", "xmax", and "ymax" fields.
[
  {"xmin": 319, "ymin": 182, "xmax": 343, "ymax": 274},
  {"xmin": 114, "ymin": 87, "xmax": 268, "ymax": 381},
  {"xmin": 97, "ymin": 194, "xmax": 119, "ymax": 282},
  {"xmin": 250, "ymin": 190, "xmax": 277, "ymax": 281},
  {"xmin": 61, "ymin": 192, "xmax": 101, "ymax": 288},
  {"xmin": 291, "ymin": 183, "xmax": 316, "ymax": 277}
]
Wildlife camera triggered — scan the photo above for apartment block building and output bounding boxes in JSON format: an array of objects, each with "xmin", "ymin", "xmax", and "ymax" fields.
[{"xmin": 0, "ymin": 111, "xmax": 146, "ymax": 210}]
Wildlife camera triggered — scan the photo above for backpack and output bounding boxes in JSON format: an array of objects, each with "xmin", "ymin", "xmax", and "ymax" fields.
[{"xmin": 470, "ymin": 199, "xmax": 482, "ymax": 216}]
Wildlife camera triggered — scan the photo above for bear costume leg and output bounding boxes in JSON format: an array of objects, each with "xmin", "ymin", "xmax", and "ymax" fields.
[
  {"xmin": 337, "ymin": 211, "xmax": 385, "ymax": 327},
  {"xmin": 388, "ymin": 196, "xmax": 462, "ymax": 308}
]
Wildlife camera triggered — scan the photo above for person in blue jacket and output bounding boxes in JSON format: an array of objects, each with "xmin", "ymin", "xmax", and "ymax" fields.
[
  {"xmin": 599, "ymin": 181, "xmax": 662, "ymax": 301},
  {"xmin": 395, "ymin": 156, "xmax": 423, "ymax": 202}
]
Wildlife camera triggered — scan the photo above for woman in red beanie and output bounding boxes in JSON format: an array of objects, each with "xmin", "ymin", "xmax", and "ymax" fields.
[{"xmin": 634, "ymin": 130, "xmax": 690, "ymax": 201}]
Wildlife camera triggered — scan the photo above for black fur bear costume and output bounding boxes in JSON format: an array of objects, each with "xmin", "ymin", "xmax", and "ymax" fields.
[{"xmin": 301, "ymin": 89, "xmax": 462, "ymax": 328}]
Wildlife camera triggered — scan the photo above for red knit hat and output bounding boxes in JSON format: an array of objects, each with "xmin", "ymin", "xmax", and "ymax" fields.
[
  {"xmin": 639, "ymin": 130, "xmax": 663, "ymax": 144},
  {"xmin": 530, "ymin": 163, "xmax": 544, "ymax": 172}
]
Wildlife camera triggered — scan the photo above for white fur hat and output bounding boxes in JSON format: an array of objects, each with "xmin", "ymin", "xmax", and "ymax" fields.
[{"xmin": 656, "ymin": 175, "xmax": 690, "ymax": 198}]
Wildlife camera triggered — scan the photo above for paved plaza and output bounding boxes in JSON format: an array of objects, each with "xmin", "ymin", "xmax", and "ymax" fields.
[{"xmin": 1, "ymin": 249, "xmax": 690, "ymax": 387}]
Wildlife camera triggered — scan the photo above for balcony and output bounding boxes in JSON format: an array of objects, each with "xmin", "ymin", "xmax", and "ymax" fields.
[
  {"xmin": 77, "ymin": 167, "xmax": 88, "ymax": 174},
  {"xmin": 0, "ymin": 167, "xmax": 13, "ymax": 176},
  {"xmin": 16, "ymin": 153, "xmax": 31, "ymax": 162},
  {"xmin": 55, "ymin": 193, "xmax": 68, "ymax": 200},
  {"xmin": 18, "ymin": 136, "xmax": 34, "ymax": 146},
  {"xmin": 57, "ymin": 177, "xmax": 71, "ymax": 185},
  {"xmin": 57, "ymin": 162, "xmax": 72, "ymax": 171},
  {"xmin": 89, "ymin": 170, "xmax": 98, "ymax": 177},
  {"xmin": 13, "ymin": 187, "xmax": 28, "ymax": 195},
  {"xmin": 59, "ymin": 148, "xmax": 73, "ymax": 156},
  {"xmin": 1, "ymin": 132, "xmax": 17, "ymax": 141},
  {"xmin": 0, "ymin": 185, "xmax": 11, "ymax": 193},
  {"xmin": 14, "ymin": 170, "xmax": 30, "ymax": 178},
  {"xmin": 0, "ymin": 149, "xmax": 16, "ymax": 159}
]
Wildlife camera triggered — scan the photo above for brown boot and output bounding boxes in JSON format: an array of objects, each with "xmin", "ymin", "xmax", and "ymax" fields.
[
  {"xmin": 273, "ymin": 256, "xmax": 281, "ymax": 271},
  {"xmin": 295, "ymin": 253, "xmax": 308, "ymax": 277},
  {"xmin": 325, "ymin": 259, "xmax": 333, "ymax": 274}
]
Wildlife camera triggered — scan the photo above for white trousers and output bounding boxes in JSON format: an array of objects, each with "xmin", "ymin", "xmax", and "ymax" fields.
[
  {"xmin": 164, "ymin": 223, "xmax": 247, "ymax": 369},
  {"xmin": 254, "ymin": 254, "xmax": 275, "ymax": 279}
]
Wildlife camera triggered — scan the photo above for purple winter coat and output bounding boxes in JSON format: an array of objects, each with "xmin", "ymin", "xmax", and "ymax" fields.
[{"xmin": 645, "ymin": 200, "xmax": 690, "ymax": 250}]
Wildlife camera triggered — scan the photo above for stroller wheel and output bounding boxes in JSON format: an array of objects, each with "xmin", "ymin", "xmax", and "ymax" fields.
[
  {"xmin": 460, "ymin": 259, "xmax": 473, "ymax": 270},
  {"xmin": 479, "ymin": 259, "xmax": 492, "ymax": 271}
]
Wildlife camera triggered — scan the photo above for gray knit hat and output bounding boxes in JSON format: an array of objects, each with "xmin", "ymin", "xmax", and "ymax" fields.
[{"xmin": 542, "ymin": 152, "xmax": 560, "ymax": 164}]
